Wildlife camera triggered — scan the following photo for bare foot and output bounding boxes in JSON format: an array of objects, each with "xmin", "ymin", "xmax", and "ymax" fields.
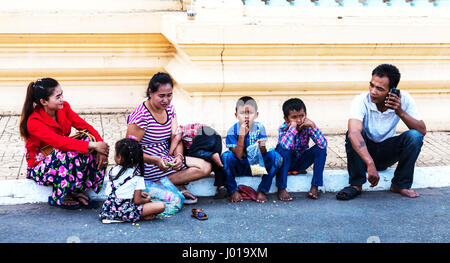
[
  {"xmin": 70, "ymin": 193, "xmax": 89, "ymax": 206},
  {"xmin": 278, "ymin": 189, "xmax": 293, "ymax": 201},
  {"xmin": 143, "ymin": 214, "xmax": 156, "ymax": 220},
  {"xmin": 256, "ymin": 190, "xmax": 268, "ymax": 203},
  {"xmin": 211, "ymin": 153, "xmax": 224, "ymax": 168},
  {"xmin": 230, "ymin": 191, "xmax": 244, "ymax": 202},
  {"xmin": 177, "ymin": 185, "xmax": 198, "ymax": 202},
  {"xmin": 307, "ymin": 186, "xmax": 319, "ymax": 200},
  {"xmin": 390, "ymin": 184, "xmax": 420, "ymax": 198}
]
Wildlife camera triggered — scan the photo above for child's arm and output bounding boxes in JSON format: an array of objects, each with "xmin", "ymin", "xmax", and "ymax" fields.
[
  {"xmin": 257, "ymin": 124, "xmax": 268, "ymax": 155},
  {"xmin": 257, "ymin": 139, "xmax": 267, "ymax": 155},
  {"xmin": 301, "ymin": 118, "xmax": 327, "ymax": 149},
  {"xmin": 298, "ymin": 118, "xmax": 316, "ymax": 130},
  {"xmin": 307, "ymin": 124, "xmax": 328, "ymax": 149},
  {"xmin": 278, "ymin": 122, "xmax": 298, "ymax": 150},
  {"xmin": 231, "ymin": 122, "xmax": 248, "ymax": 159},
  {"xmin": 133, "ymin": 190, "xmax": 151, "ymax": 205},
  {"xmin": 232, "ymin": 136, "xmax": 246, "ymax": 159}
]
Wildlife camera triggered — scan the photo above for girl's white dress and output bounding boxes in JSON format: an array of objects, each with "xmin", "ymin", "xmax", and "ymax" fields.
[{"xmin": 99, "ymin": 166, "xmax": 145, "ymax": 222}]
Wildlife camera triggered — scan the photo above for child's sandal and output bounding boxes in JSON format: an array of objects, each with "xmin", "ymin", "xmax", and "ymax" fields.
[{"xmin": 191, "ymin": 208, "xmax": 208, "ymax": 220}]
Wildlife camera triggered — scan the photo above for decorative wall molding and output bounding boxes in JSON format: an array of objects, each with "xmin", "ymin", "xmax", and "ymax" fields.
[{"xmin": 0, "ymin": 6, "xmax": 449, "ymax": 132}]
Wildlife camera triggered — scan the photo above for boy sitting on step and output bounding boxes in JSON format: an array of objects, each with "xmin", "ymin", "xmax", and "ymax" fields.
[
  {"xmin": 275, "ymin": 98, "xmax": 328, "ymax": 200},
  {"xmin": 221, "ymin": 96, "xmax": 283, "ymax": 203}
]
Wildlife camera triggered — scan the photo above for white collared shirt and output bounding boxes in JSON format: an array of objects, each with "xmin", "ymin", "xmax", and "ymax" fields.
[{"xmin": 349, "ymin": 91, "xmax": 421, "ymax": 143}]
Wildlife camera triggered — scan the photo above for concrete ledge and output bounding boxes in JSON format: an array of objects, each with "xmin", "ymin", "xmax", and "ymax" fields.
[{"xmin": 1, "ymin": 166, "xmax": 449, "ymax": 205}]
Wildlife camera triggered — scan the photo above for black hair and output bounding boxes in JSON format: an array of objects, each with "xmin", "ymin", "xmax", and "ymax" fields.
[
  {"xmin": 110, "ymin": 138, "xmax": 145, "ymax": 181},
  {"xmin": 20, "ymin": 78, "xmax": 59, "ymax": 139},
  {"xmin": 146, "ymin": 72, "xmax": 174, "ymax": 98},
  {"xmin": 235, "ymin": 96, "xmax": 258, "ymax": 112},
  {"xmin": 282, "ymin": 98, "xmax": 306, "ymax": 118},
  {"xmin": 372, "ymin": 64, "xmax": 401, "ymax": 90}
]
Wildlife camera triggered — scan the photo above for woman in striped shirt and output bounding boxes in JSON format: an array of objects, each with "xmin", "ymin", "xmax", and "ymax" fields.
[{"xmin": 126, "ymin": 72, "xmax": 211, "ymax": 204}]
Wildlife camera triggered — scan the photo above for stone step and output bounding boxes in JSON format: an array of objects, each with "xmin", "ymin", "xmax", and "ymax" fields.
[{"xmin": 1, "ymin": 166, "xmax": 449, "ymax": 205}]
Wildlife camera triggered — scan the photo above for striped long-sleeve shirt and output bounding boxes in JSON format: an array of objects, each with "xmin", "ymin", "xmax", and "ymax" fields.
[{"xmin": 277, "ymin": 122, "xmax": 327, "ymax": 159}]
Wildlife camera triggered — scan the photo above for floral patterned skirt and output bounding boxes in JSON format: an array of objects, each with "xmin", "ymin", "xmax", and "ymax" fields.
[
  {"xmin": 26, "ymin": 148, "xmax": 105, "ymax": 206},
  {"xmin": 99, "ymin": 197, "xmax": 143, "ymax": 222}
]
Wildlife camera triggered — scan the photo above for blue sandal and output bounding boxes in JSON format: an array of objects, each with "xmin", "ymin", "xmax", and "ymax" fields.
[{"xmin": 191, "ymin": 208, "xmax": 208, "ymax": 220}]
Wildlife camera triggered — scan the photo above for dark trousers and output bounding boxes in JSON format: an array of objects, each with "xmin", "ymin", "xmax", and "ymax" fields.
[
  {"xmin": 186, "ymin": 126, "xmax": 226, "ymax": 187},
  {"xmin": 275, "ymin": 144, "xmax": 327, "ymax": 188},
  {"xmin": 346, "ymin": 129, "xmax": 423, "ymax": 189},
  {"xmin": 221, "ymin": 149, "xmax": 283, "ymax": 194}
]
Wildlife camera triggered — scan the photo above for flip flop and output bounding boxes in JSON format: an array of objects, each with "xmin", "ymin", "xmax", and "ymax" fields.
[
  {"xmin": 238, "ymin": 185, "xmax": 257, "ymax": 201},
  {"xmin": 239, "ymin": 191, "xmax": 252, "ymax": 200},
  {"xmin": 191, "ymin": 208, "xmax": 208, "ymax": 220},
  {"xmin": 180, "ymin": 190, "xmax": 198, "ymax": 205},
  {"xmin": 48, "ymin": 196, "xmax": 81, "ymax": 210},
  {"xmin": 71, "ymin": 193, "xmax": 98, "ymax": 209},
  {"xmin": 336, "ymin": 186, "xmax": 361, "ymax": 201}
]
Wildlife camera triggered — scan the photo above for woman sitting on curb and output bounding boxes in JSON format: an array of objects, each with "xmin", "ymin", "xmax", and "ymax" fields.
[
  {"xmin": 126, "ymin": 72, "xmax": 212, "ymax": 204},
  {"xmin": 19, "ymin": 78, "xmax": 110, "ymax": 210}
]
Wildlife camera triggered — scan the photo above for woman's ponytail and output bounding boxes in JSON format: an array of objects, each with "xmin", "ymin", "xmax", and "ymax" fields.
[
  {"xmin": 19, "ymin": 82, "xmax": 37, "ymax": 139},
  {"xmin": 19, "ymin": 78, "xmax": 59, "ymax": 140}
]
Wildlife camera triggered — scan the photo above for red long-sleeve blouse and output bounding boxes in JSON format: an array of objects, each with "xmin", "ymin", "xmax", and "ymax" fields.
[{"xmin": 25, "ymin": 101, "xmax": 103, "ymax": 168}]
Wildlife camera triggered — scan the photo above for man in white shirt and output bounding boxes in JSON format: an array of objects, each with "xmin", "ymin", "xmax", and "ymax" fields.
[{"xmin": 336, "ymin": 64, "xmax": 426, "ymax": 200}]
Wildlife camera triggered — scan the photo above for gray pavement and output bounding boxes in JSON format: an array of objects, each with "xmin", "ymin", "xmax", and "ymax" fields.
[{"xmin": 1, "ymin": 187, "xmax": 449, "ymax": 243}]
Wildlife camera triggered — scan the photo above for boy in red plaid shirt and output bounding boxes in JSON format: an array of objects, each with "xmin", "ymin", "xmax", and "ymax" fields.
[{"xmin": 275, "ymin": 98, "xmax": 327, "ymax": 200}]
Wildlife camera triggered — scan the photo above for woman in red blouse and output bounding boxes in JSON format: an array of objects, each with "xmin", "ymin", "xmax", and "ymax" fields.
[{"xmin": 19, "ymin": 78, "xmax": 110, "ymax": 209}]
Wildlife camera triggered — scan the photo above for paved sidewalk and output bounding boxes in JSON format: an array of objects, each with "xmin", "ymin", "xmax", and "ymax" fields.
[
  {"xmin": 1, "ymin": 187, "xmax": 449, "ymax": 243},
  {"xmin": 2, "ymin": 113, "xmax": 450, "ymax": 181}
]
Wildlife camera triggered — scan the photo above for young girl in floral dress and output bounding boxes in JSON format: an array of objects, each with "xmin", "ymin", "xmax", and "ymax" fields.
[{"xmin": 99, "ymin": 138, "xmax": 165, "ymax": 223}]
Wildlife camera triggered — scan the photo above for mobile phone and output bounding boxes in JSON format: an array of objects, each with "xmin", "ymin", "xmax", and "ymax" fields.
[
  {"xmin": 390, "ymin": 88, "xmax": 400, "ymax": 97},
  {"xmin": 387, "ymin": 88, "xmax": 400, "ymax": 109}
]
